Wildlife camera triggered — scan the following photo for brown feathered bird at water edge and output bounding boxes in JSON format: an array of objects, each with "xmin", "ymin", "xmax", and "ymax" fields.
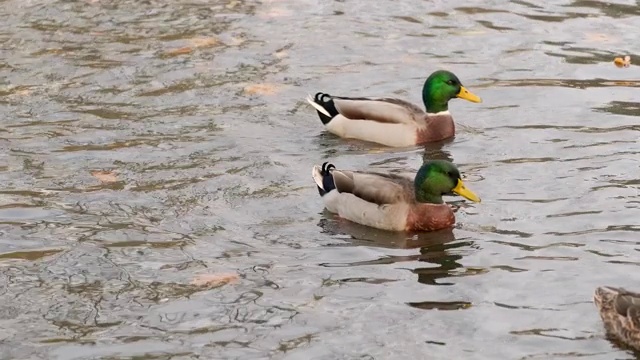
[{"xmin": 594, "ymin": 286, "xmax": 640, "ymax": 350}]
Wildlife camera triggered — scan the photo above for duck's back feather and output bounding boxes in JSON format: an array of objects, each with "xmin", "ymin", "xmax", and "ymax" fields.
[
  {"xmin": 615, "ymin": 291, "xmax": 640, "ymax": 316},
  {"xmin": 331, "ymin": 96, "xmax": 426, "ymax": 125},
  {"xmin": 312, "ymin": 163, "xmax": 416, "ymax": 205},
  {"xmin": 308, "ymin": 92, "xmax": 425, "ymax": 124},
  {"xmin": 331, "ymin": 169, "xmax": 415, "ymax": 205}
]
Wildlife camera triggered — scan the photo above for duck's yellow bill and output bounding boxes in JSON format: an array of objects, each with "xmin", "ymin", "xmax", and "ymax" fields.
[
  {"xmin": 452, "ymin": 179, "xmax": 481, "ymax": 203},
  {"xmin": 457, "ymin": 86, "xmax": 482, "ymax": 103}
]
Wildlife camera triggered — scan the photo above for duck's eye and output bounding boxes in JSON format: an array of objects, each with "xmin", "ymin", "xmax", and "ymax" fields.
[
  {"xmin": 446, "ymin": 171, "xmax": 460, "ymax": 180},
  {"xmin": 446, "ymin": 80, "xmax": 456, "ymax": 86}
]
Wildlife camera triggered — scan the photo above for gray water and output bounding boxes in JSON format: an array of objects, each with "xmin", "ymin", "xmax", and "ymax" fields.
[{"xmin": 1, "ymin": 0, "xmax": 639, "ymax": 359}]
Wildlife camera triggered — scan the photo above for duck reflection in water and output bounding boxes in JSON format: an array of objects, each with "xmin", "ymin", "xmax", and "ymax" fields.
[
  {"xmin": 317, "ymin": 211, "xmax": 478, "ymax": 311},
  {"xmin": 422, "ymin": 141, "xmax": 454, "ymax": 163},
  {"xmin": 317, "ymin": 214, "xmax": 474, "ymax": 287}
]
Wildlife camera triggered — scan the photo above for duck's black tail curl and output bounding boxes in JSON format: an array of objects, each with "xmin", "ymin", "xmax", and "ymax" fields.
[
  {"xmin": 312, "ymin": 92, "xmax": 340, "ymax": 125},
  {"xmin": 317, "ymin": 161, "xmax": 337, "ymax": 196}
]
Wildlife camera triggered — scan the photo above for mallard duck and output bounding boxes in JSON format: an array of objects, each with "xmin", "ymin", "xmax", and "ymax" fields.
[
  {"xmin": 311, "ymin": 159, "xmax": 481, "ymax": 232},
  {"xmin": 594, "ymin": 286, "xmax": 640, "ymax": 350},
  {"xmin": 305, "ymin": 70, "xmax": 482, "ymax": 147}
]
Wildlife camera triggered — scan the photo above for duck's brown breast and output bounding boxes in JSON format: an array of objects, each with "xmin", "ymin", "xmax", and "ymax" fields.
[
  {"xmin": 405, "ymin": 203, "xmax": 455, "ymax": 232},
  {"xmin": 415, "ymin": 114, "xmax": 455, "ymax": 144}
]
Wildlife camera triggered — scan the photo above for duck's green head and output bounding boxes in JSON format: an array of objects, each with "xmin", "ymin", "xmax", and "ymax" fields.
[
  {"xmin": 414, "ymin": 160, "xmax": 481, "ymax": 204},
  {"xmin": 422, "ymin": 70, "xmax": 482, "ymax": 114}
]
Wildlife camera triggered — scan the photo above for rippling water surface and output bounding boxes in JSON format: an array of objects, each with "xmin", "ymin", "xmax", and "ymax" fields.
[{"xmin": 1, "ymin": 0, "xmax": 640, "ymax": 359}]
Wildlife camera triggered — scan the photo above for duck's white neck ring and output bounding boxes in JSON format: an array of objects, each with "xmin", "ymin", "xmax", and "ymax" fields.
[{"xmin": 426, "ymin": 110, "xmax": 451, "ymax": 116}]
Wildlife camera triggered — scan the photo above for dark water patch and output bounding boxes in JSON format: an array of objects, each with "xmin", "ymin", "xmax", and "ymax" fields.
[
  {"xmin": 565, "ymin": 0, "xmax": 640, "ymax": 18},
  {"xmin": 546, "ymin": 225, "xmax": 640, "ymax": 236},
  {"xmin": 586, "ymin": 250, "xmax": 619, "ymax": 258},
  {"xmin": 491, "ymin": 265, "xmax": 529, "ymax": 273},
  {"xmin": 605, "ymin": 260, "xmax": 640, "ymax": 267},
  {"xmin": 485, "ymin": 124, "xmax": 585, "ymax": 131},
  {"xmin": 496, "ymin": 303, "xmax": 563, "ymax": 312},
  {"xmin": 486, "ymin": 228, "xmax": 534, "ymax": 238},
  {"xmin": 510, "ymin": 328, "xmax": 591, "ymax": 340},
  {"xmin": 72, "ymin": 108, "xmax": 137, "ymax": 120},
  {"xmin": 514, "ymin": 12, "xmax": 590, "ymax": 23},
  {"xmin": 130, "ymin": 173, "xmax": 222, "ymax": 192},
  {"xmin": 497, "ymin": 157, "xmax": 558, "ymax": 164},
  {"xmin": 407, "ymin": 301, "xmax": 472, "ymax": 311},
  {"xmin": 594, "ymin": 101, "xmax": 640, "ymax": 117},
  {"xmin": 455, "ymin": 7, "xmax": 509, "ymax": 14},
  {"xmin": 102, "ymin": 240, "xmax": 191, "ymax": 249},
  {"xmin": 600, "ymin": 239, "xmax": 640, "ymax": 245},
  {"xmin": 391, "ymin": 15, "xmax": 422, "ymax": 24},
  {"xmin": 514, "ymin": 256, "xmax": 579, "ymax": 261},
  {"xmin": 335, "ymin": 277, "xmax": 399, "ymax": 285},
  {"xmin": 477, "ymin": 20, "xmax": 516, "ymax": 31},
  {"xmin": 406, "ymin": 32, "xmax": 437, "ymax": 38},
  {"xmin": 426, "ymin": 340, "xmax": 447, "ymax": 345},
  {"xmin": 319, "ymin": 255, "xmax": 420, "ymax": 268},
  {"xmin": 0, "ymin": 248, "xmax": 64, "ymax": 261},
  {"xmin": 497, "ymin": 198, "xmax": 569, "ymax": 204},
  {"xmin": 52, "ymin": 136, "xmax": 206, "ymax": 152},
  {"xmin": 562, "ymin": 140, "xmax": 636, "ymax": 149},
  {"xmin": 412, "ymin": 266, "xmax": 489, "ymax": 286},
  {"xmin": 511, "ymin": 0, "xmax": 543, "ymax": 9},
  {"xmin": 520, "ymin": 351, "xmax": 611, "ymax": 359},
  {"xmin": 0, "ymin": 202, "xmax": 45, "ymax": 210},
  {"xmin": 492, "ymin": 240, "xmax": 584, "ymax": 251},
  {"xmin": 546, "ymin": 210, "xmax": 603, "ymax": 218}
]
